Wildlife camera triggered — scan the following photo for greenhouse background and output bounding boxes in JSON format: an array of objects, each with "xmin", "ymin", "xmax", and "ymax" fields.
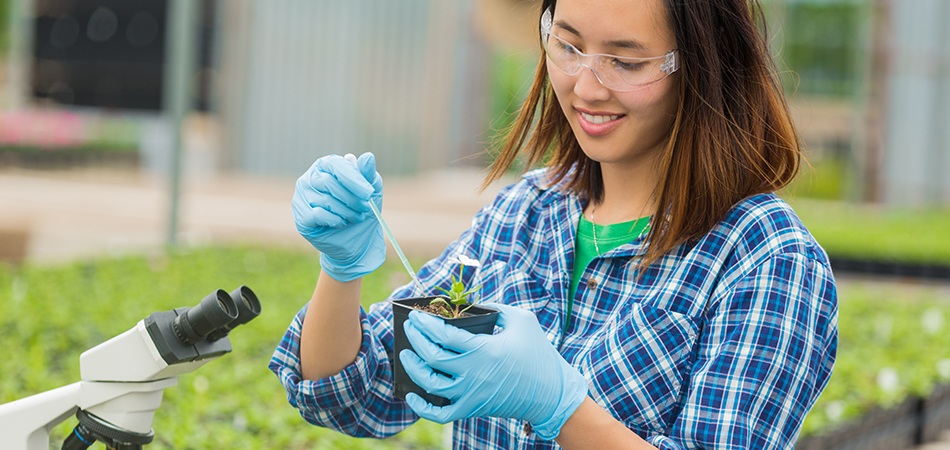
[
  {"xmin": 1, "ymin": 0, "xmax": 947, "ymax": 204},
  {"xmin": 1, "ymin": 0, "xmax": 950, "ymax": 449}
]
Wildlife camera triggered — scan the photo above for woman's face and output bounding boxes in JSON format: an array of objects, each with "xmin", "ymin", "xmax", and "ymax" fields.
[{"xmin": 546, "ymin": 0, "xmax": 679, "ymax": 169}]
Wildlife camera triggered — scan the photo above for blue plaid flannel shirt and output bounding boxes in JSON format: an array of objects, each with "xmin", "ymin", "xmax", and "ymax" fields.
[{"xmin": 270, "ymin": 169, "xmax": 838, "ymax": 449}]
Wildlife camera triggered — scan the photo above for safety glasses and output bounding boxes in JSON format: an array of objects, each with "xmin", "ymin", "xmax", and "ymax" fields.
[{"xmin": 540, "ymin": 8, "xmax": 679, "ymax": 92}]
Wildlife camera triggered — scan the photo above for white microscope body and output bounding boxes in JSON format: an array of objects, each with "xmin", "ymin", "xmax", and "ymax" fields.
[{"xmin": 0, "ymin": 286, "xmax": 261, "ymax": 450}]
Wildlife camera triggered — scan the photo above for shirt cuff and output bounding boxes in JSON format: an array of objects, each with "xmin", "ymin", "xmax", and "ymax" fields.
[
  {"xmin": 269, "ymin": 304, "xmax": 381, "ymax": 418},
  {"xmin": 648, "ymin": 435, "xmax": 687, "ymax": 450}
]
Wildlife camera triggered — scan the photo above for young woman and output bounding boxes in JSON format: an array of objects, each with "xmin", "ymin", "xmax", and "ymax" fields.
[{"xmin": 271, "ymin": 0, "xmax": 838, "ymax": 448}]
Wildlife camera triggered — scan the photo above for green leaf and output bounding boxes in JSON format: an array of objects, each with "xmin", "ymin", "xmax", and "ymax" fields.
[{"xmin": 429, "ymin": 297, "xmax": 450, "ymax": 307}]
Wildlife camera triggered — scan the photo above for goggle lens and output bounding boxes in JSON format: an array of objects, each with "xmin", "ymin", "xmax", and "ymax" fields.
[{"xmin": 540, "ymin": 9, "xmax": 678, "ymax": 92}]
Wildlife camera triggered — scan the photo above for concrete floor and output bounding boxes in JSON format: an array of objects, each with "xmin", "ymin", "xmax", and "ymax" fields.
[{"xmin": 0, "ymin": 166, "xmax": 512, "ymax": 265}]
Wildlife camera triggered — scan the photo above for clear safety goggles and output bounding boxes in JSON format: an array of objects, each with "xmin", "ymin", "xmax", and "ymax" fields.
[{"xmin": 540, "ymin": 8, "xmax": 679, "ymax": 92}]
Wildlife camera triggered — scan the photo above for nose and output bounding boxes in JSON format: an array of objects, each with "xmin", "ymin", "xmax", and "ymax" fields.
[{"xmin": 573, "ymin": 64, "xmax": 612, "ymax": 102}]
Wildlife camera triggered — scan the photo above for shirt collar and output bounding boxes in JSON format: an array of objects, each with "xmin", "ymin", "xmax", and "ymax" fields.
[{"xmin": 522, "ymin": 167, "xmax": 584, "ymax": 208}]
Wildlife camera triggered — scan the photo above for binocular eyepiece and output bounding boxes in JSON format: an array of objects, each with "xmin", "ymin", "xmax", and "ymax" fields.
[{"xmin": 172, "ymin": 286, "xmax": 260, "ymax": 345}]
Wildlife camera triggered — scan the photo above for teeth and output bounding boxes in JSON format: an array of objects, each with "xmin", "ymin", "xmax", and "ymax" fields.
[{"xmin": 580, "ymin": 112, "xmax": 619, "ymax": 124}]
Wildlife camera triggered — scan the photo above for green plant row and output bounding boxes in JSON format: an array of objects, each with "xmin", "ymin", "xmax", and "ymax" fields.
[
  {"xmin": 0, "ymin": 246, "xmax": 443, "ymax": 449},
  {"xmin": 2, "ymin": 246, "xmax": 948, "ymax": 446},
  {"xmin": 0, "ymin": 144, "xmax": 139, "ymax": 154},
  {"xmin": 799, "ymin": 280, "xmax": 950, "ymax": 436}
]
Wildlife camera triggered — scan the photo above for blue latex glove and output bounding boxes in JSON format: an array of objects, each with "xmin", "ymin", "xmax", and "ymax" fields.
[
  {"xmin": 399, "ymin": 303, "xmax": 588, "ymax": 440},
  {"xmin": 291, "ymin": 153, "xmax": 384, "ymax": 282}
]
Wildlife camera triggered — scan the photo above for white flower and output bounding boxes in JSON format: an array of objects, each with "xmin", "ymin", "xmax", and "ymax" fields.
[
  {"xmin": 922, "ymin": 307, "xmax": 944, "ymax": 335},
  {"xmin": 937, "ymin": 359, "xmax": 950, "ymax": 380},
  {"xmin": 874, "ymin": 315, "xmax": 892, "ymax": 342},
  {"xmin": 453, "ymin": 254, "xmax": 481, "ymax": 268},
  {"xmin": 877, "ymin": 367, "xmax": 900, "ymax": 395},
  {"xmin": 825, "ymin": 400, "xmax": 846, "ymax": 422}
]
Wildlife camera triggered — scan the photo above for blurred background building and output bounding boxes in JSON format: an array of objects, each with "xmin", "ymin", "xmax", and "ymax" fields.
[{"xmin": 0, "ymin": 0, "xmax": 948, "ymax": 198}]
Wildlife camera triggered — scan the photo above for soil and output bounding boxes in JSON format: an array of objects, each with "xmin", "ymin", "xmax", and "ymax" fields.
[
  {"xmin": 415, "ymin": 302, "xmax": 457, "ymax": 318},
  {"xmin": 412, "ymin": 301, "xmax": 477, "ymax": 319}
]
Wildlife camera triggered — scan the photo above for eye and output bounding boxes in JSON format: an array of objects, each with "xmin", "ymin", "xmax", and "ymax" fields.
[
  {"xmin": 612, "ymin": 58, "xmax": 647, "ymax": 72},
  {"xmin": 553, "ymin": 38, "xmax": 580, "ymax": 56}
]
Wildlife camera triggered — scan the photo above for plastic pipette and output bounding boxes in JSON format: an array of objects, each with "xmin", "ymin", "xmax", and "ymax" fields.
[{"xmin": 344, "ymin": 154, "xmax": 423, "ymax": 296}]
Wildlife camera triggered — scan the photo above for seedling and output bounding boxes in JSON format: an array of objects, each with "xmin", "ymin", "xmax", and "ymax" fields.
[{"xmin": 430, "ymin": 254, "xmax": 483, "ymax": 318}]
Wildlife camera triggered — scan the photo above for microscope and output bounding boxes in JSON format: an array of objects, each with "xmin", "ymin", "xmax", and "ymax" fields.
[{"xmin": 0, "ymin": 285, "xmax": 262, "ymax": 450}]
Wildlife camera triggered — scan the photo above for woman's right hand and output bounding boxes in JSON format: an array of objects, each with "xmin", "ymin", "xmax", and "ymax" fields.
[{"xmin": 292, "ymin": 152, "xmax": 385, "ymax": 282}]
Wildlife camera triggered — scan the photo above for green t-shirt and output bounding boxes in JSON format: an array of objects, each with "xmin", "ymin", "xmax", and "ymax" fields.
[{"xmin": 566, "ymin": 214, "xmax": 650, "ymax": 332}]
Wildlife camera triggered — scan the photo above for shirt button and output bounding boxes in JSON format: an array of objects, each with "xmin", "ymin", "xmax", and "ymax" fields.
[{"xmin": 586, "ymin": 278, "xmax": 598, "ymax": 289}]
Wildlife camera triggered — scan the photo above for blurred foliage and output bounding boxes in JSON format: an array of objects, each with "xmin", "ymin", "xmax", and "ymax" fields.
[
  {"xmin": 0, "ymin": 0, "xmax": 7, "ymax": 52},
  {"xmin": 0, "ymin": 246, "xmax": 443, "ymax": 449},
  {"xmin": 783, "ymin": 157, "xmax": 850, "ymax": 201},
  {"xmin": 3, "ymin": 246, "xmax": 949, "ymax": 446},
  {"xmin": 773, "ymin": 2, "xmax": 864, "ymax": 98},
  {"xmin": 485, "ymin": 48, "xmax": 537, "ymax": 168},
  {"xmin": 800, "ymin": 281, "xmax": 950, "ymax": 436}
]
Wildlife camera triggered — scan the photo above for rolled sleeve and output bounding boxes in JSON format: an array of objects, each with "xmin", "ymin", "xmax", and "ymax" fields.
[
  {"xmin": 268, "ymin": 302, "xmax": 418, "ymax": 438},
  {"xmin": 646, "ymin": 253, "xmax": 837, "ymax": 449},
  {"xmin": 649, "ymin": 435, "xmax": 688, "ymax": 450}
]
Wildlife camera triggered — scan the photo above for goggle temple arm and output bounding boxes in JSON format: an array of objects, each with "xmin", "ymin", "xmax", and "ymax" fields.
[
  {"xmin": 540, "ymin": 8, "xmax": 553, "ymax": 37},
  {"xmin": 661, "ymin": 51, "xmax": 679, "ymax": 75}
]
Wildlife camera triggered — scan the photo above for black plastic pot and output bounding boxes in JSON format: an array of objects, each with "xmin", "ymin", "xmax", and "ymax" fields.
[{"xmin": 392, "ymin": 296, "xmax": 499, "ymax": 407}]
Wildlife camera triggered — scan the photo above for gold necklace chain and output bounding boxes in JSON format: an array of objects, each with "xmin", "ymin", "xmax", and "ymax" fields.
[{"xmin": 589, "ymin": 204, "xmax": 649, "ymax": 256}]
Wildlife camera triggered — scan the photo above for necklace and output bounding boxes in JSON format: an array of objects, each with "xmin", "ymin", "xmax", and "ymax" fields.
[{"xmin": 589, "ymin": 204, "xmax": 649, "ymax": 256}]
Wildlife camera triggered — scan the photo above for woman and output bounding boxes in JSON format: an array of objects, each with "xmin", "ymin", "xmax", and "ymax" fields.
[{"xmin": 271, "ymin": 0, "xmax": 838, "ymax": 448}]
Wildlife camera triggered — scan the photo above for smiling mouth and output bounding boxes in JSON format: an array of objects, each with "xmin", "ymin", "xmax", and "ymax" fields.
[{"xmin": 579, "ymin": 112, "xmax": 622, "ymax": 124}]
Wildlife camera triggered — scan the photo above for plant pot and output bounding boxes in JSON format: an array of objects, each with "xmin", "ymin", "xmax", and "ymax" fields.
[{"xmin": 391, "ymin": 296, "xmax": 499, "ymax": 407}]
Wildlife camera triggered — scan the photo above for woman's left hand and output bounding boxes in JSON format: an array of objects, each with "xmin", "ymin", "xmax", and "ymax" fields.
[{"xmin": 400, "ymin": 303, "xmax": 588, "ymax": 440}]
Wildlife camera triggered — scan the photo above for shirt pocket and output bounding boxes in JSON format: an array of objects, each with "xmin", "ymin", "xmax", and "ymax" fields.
[
  {"xmin": 582, "ymin": 302, "xmax": 700, "ymax": 435},
  {"xmin": 475, "ymin": 260, "xmax": 561, "ymax": 340}
]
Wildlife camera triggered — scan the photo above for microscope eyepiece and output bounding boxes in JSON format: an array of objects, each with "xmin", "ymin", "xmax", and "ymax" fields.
[
  {"xmin": 172, "ymin": 289, "xmax": 238, "ymax": 345},
  {"xmin": 231, "ymin": 285, "xmax": 261, "ymax": 327},
  {"xmin": 206, "ymin": 286, "xmax": 261, "ymax": 341}
]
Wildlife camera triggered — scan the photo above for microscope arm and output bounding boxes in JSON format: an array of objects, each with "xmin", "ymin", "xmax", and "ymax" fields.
[
  {"xmin": 0, "ymin": 378, "xmax": 176, "ymax": 450},
  {"xmin": 0, "ymin": 382, "xmax": 81, "ymax": 450}
]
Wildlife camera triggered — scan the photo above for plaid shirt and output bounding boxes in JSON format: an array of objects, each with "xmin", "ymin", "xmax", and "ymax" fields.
[{"xmin": 270, "ymin": 169, "xmax": 838, "ymax": 450}]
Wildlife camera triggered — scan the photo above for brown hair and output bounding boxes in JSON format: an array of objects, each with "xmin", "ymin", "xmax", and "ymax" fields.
[{"xmin": 482, "ymin": 0, "xmax": 802, "ymax": 271}]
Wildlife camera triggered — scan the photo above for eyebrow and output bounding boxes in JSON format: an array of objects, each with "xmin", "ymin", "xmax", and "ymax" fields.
[{"xmin": 554, "ymin": 20, "xmax": 650, "ymax": 51}]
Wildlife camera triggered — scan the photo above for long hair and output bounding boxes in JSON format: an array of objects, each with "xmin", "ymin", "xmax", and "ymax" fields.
[{"xmin": 481, "ymin": 0, "xmax": 802, "ymax": 271}]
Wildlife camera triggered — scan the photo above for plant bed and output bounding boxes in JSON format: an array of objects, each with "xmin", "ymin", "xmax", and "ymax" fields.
[
  {"xmin": 795, "ymin": 280, "xmax": 950, "ymax": 449},
  {"xmin": 0, "ymin": 145, "xmax": 140, "ymax": 170},
  {"xmin": 797, "ymin": 383, "xmax": 950, "ymax": 450},
  {"xmin": 828, "ymin": 257, "xmax": 950, "ymax": 281},
  {"xmin": 921, "ymin": 383, "xmax": 950, "ymax": 443},
  {"xmin": 796, "ymin": 397, "xmax": 923, "ymax": 450},
  {"xmin": 0, "ymin": 247, "xmax": 449, "ymax": 449},
  {"xmin": 786, "ymin": 198, "xmax": 950, "ymax": 268},
  {"xmin": 391, "ymin": 296, "xmax": 499, "ymax": 407}
]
